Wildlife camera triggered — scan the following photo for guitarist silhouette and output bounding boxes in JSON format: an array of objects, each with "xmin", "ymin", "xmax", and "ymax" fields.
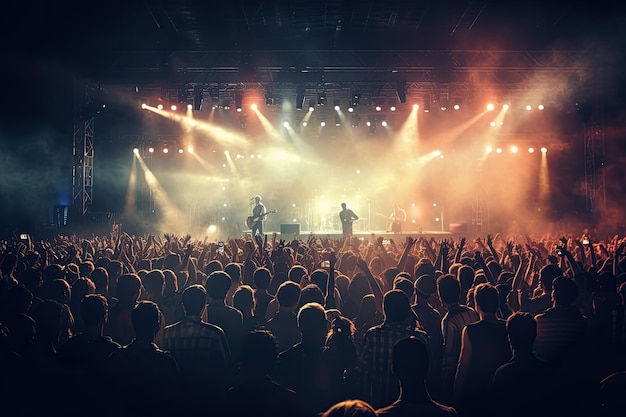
[{"xmin": 248, "ymin": 195, "xmax": 269, "ymax": 236}]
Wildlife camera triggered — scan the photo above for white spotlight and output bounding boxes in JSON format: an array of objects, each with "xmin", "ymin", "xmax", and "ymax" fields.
[
  {"xmin": 302, "ymin": 121, "xmax": 308, "ymax": 127},
  {"xmin": 348, "ymin": 107, "xmax": 354, "ymax": 112},
  {"xmin": 141, "ymin": 103, "xmax": 147, "ymax": 109},
  {"xmin": 487, "ymin": 103, "xmax": 495, "ymax": 111},
  {"xmin": 503, "ymin": 104, "xmax": 510, "ymax": 111},
  {"xmin": 320, "ymin": 121, "xmax": 326, "ymax": 127},
  {"xmin": 375, "ymin": 106, "xmax": 382, "ymax": 112},
  {"xmin": 148, "ymin": 147, "xmax": 155, "ymax": 153},
  {"xmin": 496, "ymin": 148, "xmax": 502, "ymax": 154},
  {"xmin": 381, "ymin": 120, "xmax": 388, "ymax": 127},
  {"xmin": 283, "ymin": 121, "xmax": 289, "ymax": 127},
  {"xmin": 528, "ymin": 147, "xmax": 535, "ymax": 153},
  {"xmin": 132, "ymin": 148, "xmax": 139, "ymax": 154},
  {"xmin": 157, "ymin": 104, "xmax": 164, "ymax": 110},
  {"xmin": 486, "ymin": 146, "xmax": 493, "ymax": 153},
  {"xmin": 390, "ymin": 105, "xmax": 397, "ymax": 112},
  {"xmin": 413, "ymin": 104, "xmax": 419, "ymax": 110},
  {"xmin": 511, "ymin": 146, "xmax": 519, "ymax": 153},
  {"xmin": 541, "ymin": 147, "xmax": 548, "ymax": 154},
  {"xmin": 453, "ymin": 104, "xmax": 460, "ymax": 110},
  {"xmin": 251, "ymin": 103, "xmax": 258, "ymax": 110},
  {"xmin": 526, "ymin": 105, "xmax": 532, "ymax": 111},
  {"xmin": 538, "ymin": 104, "xmax": 545, "ymax": 110},
  {"xmin": 170, "ymin": 104, "xmax": 177, "ymax": 111}
]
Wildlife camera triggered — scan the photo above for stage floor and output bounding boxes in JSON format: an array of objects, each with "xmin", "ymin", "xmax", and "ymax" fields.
[{"xmin": 261, "ymin": 229, "xmax": 455, "ymax": 240}]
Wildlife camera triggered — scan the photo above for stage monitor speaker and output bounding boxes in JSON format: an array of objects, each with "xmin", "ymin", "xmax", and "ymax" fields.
[{"xmin": 280, "ymin": 223, "xmax": 300, "ymax": 235}]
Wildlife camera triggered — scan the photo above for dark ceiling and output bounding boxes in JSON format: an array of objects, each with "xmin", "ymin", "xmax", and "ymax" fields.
[{"xmin": 9, "ymin": 1, "xmax": 625, "ymax": 72}]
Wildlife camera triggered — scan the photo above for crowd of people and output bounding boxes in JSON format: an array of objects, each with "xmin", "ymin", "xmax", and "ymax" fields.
[{"xmin": 1, "ymin": 229, "xmax": 626, "ymax": 416}]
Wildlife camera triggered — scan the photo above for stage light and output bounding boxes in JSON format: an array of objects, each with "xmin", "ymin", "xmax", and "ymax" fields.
[
  {"xmin": 348, "ymin": 107, "xmax": 354, "ymax": 112},
  {"xmin": 251, "ymin": 103, "xmax": 257, "ymax": 110},
  {"xmin": 526, "ymin": 105, "xmax": 532, "ymax": 111},
  {"xmin": 413, "ymin": 104, "xmax": 419, "ymax": 110},
  {"xmin": 302, "ymin": 121, "xmax": 308, "ymax": 127},
  {"xmin": 396, "ymin": 80, "xmax": 407, "ymax": 103},
  {"xmin": 141, "ymin": 103, "xmax": 147, "ymax": 109},
  {"xmin": 503, "ymin": 104, "xmax": 510, "ymax": 111},
  {"xmin": 390, "ymin": 105, "xmax": 397, "ymax": 112},
  {"xmin": 423, "ymin": 94, "xmax": 431, "ymax": 112},
  {"xmin": 487, "ymin": 103, "xmax": 495, "ymax": 111},
  {"xmin": 490, "ymin": 121, "xmax": 496, "ymax": 127},
  {"xmin": 351, "ymin": 114, "xmax": 361, "ymax": 127},
  {"xmin": 157, "ymin": 104, "xmax": 164, "ymax": 110},
  {"xmin": 375, "ymin": 105, "xmax": 382, "ymax": 112},
  {"xmin": 381, "ymin": 120, "xmax": 388, "ymax": 127},
  {"xmin": 350, "ymin": 90, "xmax": 360, "ymax": 107},
  {"xmin": 440, "ymin": 99, "xmax": 448, "ymax": 111},
  {"xmin": 486, "ymin": 146, "xmax": 493, "ymax": 153},
  {"xmin": 187, "ymin": 104, "xmax": 193, "ymax": 110},
  {"xmin": 511, "ymin": 146, "xmax": 519, "ymax": 153},
  {"xmin": 334, "ymin": 99, "xmax": 340, "ymax": 111},
  {"xmin": 538, "ymin": 104, "xmax": 545, "ymax": 110},
  {"xmin": 234, "ymin": 91, "xmax": 243, "ymax": 112},
  {"xmin": 496, "ymin": 148, "xmax": 502, "ymax": 154},
  {"xmin": 187, "ymin": 146, "xmax": 194, "ymax": 153},
  {"xmin": 528, "ymin": 147, "xmax": 535, "ymax": 153},
  {"xmin": 541, "ymin": 147, "xmax": 548, "ymax": 154},
  {"xmin": 283, "ymin": 121, "xmax": 289, "ymax": 127},
  {"xmin": 222, "ymin": 99, "xmax": 231, "ymax": 109},
  {"xmin": 296, "ymin": 86, "xmax": 305, "ymax": 110},
  {"xmin": 320, "ymin": 121, "xmax": 326, "ymax": 127},
  {"xmin": 148, "ymin": 147, "xmax": 155, "ymax": 153},
  {"xmin": 453, "ymin": 104, "xmax": 460, "ymax": 110},
  {"xmin": 178, "ymin": 148, "xmax": 184, "ymax": 154},
  {"xmin": 193, "ymin": 87, "xmax": 203, "ymax": 110},
  {"xmin": 335, "ymin": 114, "xmax": 341, "ymax": 126},
  {"xmin": 163, "ymin": 147, "xmax": 169, "ymax": 154},
  {"xmin": 317, "ymin": 92, "xmax": 326, "ymax": 106},
  {"xmin": 170, "ymin": 104, "xmax": 177, "ymax": 111},
  {"xmin": 133, "ymin": 148, "xmax": 139, "ymax": 154}
]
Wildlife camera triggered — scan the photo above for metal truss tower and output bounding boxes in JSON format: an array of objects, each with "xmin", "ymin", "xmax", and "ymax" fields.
[
  {"xmin": 583, "ymin": 78, "xmax": 606, "ymax": 218},
  {"xmin": 72, "ymin": 82, "xmax": 95, "ymax": 218}
]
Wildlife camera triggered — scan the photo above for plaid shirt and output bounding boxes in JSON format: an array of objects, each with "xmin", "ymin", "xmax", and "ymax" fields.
[
  {"xmin": 162, "ymin": 315, "xmax": 232, "ymax": 383},
  {"xmin": 361, "ymin": 321, "xmax": 430, "ymax": 409}
]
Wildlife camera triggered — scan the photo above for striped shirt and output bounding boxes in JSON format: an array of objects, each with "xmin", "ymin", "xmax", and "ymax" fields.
[
  {"xmin": 362, "ymin": 321, "xmax": 430, "ymax": 409},
  {"xmin": 534, "ymin": 306, "xmax": 588, "ymax": 364},
  {"xmin": 441, "ymin": 304, "xmax": 479, "ymax": 392}
]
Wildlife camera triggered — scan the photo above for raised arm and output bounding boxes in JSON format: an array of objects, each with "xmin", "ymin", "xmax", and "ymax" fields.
[
  {"xmin": 356, "ymin": 257, "xmax": 384, "ymax": 314},
  {"xmin": 396, "ymin": 236, "xmax": 416, "ymax": 273}
]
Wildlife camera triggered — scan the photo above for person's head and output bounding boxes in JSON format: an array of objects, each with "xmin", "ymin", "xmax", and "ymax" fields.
[
  {"xmin": 204, "ymin": 259, "xmax": 224, "ymax": 277},
  {"xmin": 163, "ymin": 253, "xmax": 181, "ymax": 271},
  {"xmin": 182, "ymin": 284, "xmax": 207, "ymax": 316},
  {"xmin": 341, "ymin": 202, "xmax": 347, "ymax": 209},
  {"xmin": 224, "ymin": 262, "xmax": 242, "ymax": 285},
  {"xmin": 90, "ymin": 267, "xmax": 109, "ymax": 294},
  {"xmin": 506, "ymin": 311, "xmax": 537, "ymax": 352},
  {"xmin": 143, "ymin": 270, "xmax": 165, "ymax": 297},
  {"xmin": 42, "ymin": 264, "xmax": 64, "ymax": 286},
  {"xmin": 310, "ymin": 269, "xmax": 329, "ymax": 294},
  {"xmin": 253, "ymin": 267, "xmax": 271, "ymax": 290},
  {"xmin": 163, "ymin": 269, "xmax": 179, "ymax": 295},
  {"xmin": 288, "ymin": 265, "xmax": 308, "ymax": 284},
  {"xmin": 457, "ymin": 265, "xmax": 475, "ymax": 291},
  {"xmin": 240, "ymin": 329, "xmax": 278, "ymax": 376},
  {"xmin": 71, "ymin": 277, "xmax": 96, "ymax": 305},
  {"xmin": 414, "ymin": 274, "xmax": 437, "ymax": 302},
  {"xmin": 392, "ymin": 336, "xmax": 430, "ymax": 383},
  {"xmin": 233, "ymin": 285, "xmax": 255, "ymax": 316},
  {"xmin": 64, "ymin": 263, "xmax": 80, "ymax": 283},
  {"xmin": 115, "ymin": 273, "xmax": 142, "ymax": 305},
  {"xmin": 551, "ymin": 276, "xmax": 579, "ymax": 306},
  {"xmin": 474, "ymin": 283, "xmax": 500, "ymax": 315},
  {"xmin": 131, "ymin": 300, "xmax": 161, "ymax": 340},
  {"xmin": 79, "ymin": 260, "xmax": 95, "ymax": 278},
  {"xmin": 49, "ymin": 279, "xmax": 71, "ymax": 304},
  {"xmin": 356, "ymin": 294, "xmax": 377, "ymax": 323},
  {"xmin": 105, "ymin": 260, "xmax": 124, "ymax": 282},
  {"xmin": 383, "ymin": 290, "xmax": 413, "ymax": 324},
  {"xmin": 540, "ymin": 264, "xmax": 562, "ymax": 293},
  {"xmin": 276, "ymin": 281, "xmax": 301, "ymax": 310},
  {"xmin": 382, "ymin": 267, "xmax": 401, "ymax": 291},
  {"xmin": 393, "ymin": 276, "xmax": 414, "ymax": 300},
  {"xmin": 437, "ymin": 274, "xmax": 461, "ymax": 305},
  {"xmin": 321, "ymin": 399, "xmax": 377, "ymax": 417},
  {"xmin": 414, "ymin": 260, "xmax": 435, "ymax": 282},
  {"xmin": 80, "ymin": 294, "xmax": 108, "ymax": 328},
  {"xmin": 297, "ymin": 302, "xmax": 328, "ymax": 343},
  {"xmin": 299, "ymin": 284, "xmax": 325, "ymax": 309},
  {"xmin": 205, "ymin": 271, "xmax": 232, "ymax": 302},
  {"xmin": 254, "ymin": 195, "xmax": 262, "ymax": 204},
  {"xmin": 268, "ymin": 271, "xmax": 289, "ymax": 296}
]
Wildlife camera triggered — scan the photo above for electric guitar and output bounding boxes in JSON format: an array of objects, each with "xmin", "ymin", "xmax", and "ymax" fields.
[
  {"xmin": 376, "ymin": 212, "xmax": 404, "ymax": 233},
  {"xmin": 246, "ymin": 209, "xmax": 277, "ymax": 229}
]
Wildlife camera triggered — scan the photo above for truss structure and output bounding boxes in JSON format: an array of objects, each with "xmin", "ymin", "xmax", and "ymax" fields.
[{"xmin": 72, "ymin": 82, "xmax": 96, "ymax": 218}]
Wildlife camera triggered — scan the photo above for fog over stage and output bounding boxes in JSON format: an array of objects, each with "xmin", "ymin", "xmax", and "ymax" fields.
[{"xmin": 87, "ymin": 91, "xmax": 595, "ymax": 241}]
